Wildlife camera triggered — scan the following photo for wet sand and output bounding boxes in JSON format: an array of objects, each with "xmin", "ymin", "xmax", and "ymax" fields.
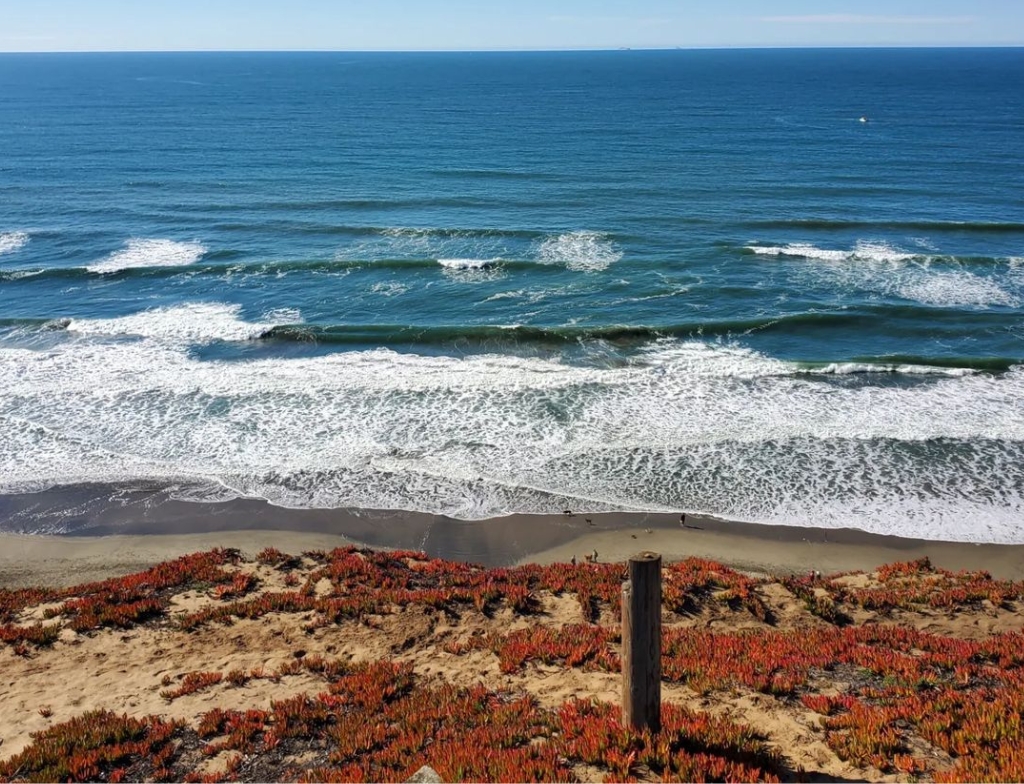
[{"xmin": 1, "ymin": 484, "xmax": 1023, "ymax": 587}]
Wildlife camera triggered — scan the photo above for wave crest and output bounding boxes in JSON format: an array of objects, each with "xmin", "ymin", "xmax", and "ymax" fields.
[
  {"xmin": 437, "ymin": 258, "xmax": 497, "ymax": 270},
  {"xmin": 537, "ymin": 231, "xmax": 623, "ymax": 272},
  {"xmin": 0, "ymin": 231, "xmax": 29, "ymax": 256},
  {"xmin": 88, "ymin": 239, "xmax": 207, "ymax": 274},
  {"xmin": 748, "ymin": 240, "xmax": 919, "ymax": 263},
  {"xmin": 67, "ymin": 302, "xmax": 292, "ymax": 344},
  {"xmin": 749, "ymin": 240, "xmax": 1020, "ymax": 308}
]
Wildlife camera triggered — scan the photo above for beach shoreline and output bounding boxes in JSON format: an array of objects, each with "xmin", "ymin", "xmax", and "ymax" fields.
[
  {"xmin": 2, "ymin": 486, "xmax": 1023, "ymax": 588},
  {"xmin": 4, "ymin": 493, "xmax": 1024, "ymax": 781}
]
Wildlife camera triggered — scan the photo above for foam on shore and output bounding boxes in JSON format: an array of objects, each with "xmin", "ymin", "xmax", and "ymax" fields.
[{"xmin": 1, "ymin": 316, "xmax": 1022, "ymax": 542}]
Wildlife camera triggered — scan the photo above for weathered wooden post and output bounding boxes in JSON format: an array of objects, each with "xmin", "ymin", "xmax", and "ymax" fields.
[{"xmin": 622, "ymin": 550, "xmax": 661, "ymax": 733}]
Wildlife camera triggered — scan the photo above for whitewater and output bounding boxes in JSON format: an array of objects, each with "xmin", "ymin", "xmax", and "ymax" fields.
[{"xmin": 1, "ymin": 49, "xmax": 1023, "ymax": 543}]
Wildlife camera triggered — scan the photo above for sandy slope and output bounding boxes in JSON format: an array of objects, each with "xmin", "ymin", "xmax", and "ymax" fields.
[{"xmin": 2, "ymin": 545, "xmax": 1022, "ymax": 782}]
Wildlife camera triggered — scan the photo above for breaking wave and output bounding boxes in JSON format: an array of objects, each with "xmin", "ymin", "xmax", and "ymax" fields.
[
  {"xmin": 0, "ymin": 231, "xmax": 29, "ymax": 256},
  {"xmin": 748, "ymin": 240, "xmax": 1021, "ymax": 308},
  {"xmin": 88, "ymin": 239, "xmax": 208, "ymax": 274},
  {"xmin": 437, "ymin": 258, "xmax": 499, "ymax": 270},
  {"xmin": 67, "ymin": 303, "xmax": 293, "ymax": 344},
  {"xmin": 537, "ymin": 231, "xmax": 623, "ymax": 272},
  {"xmin": 1, "ymin": 327, "xmax": 1022, "ymax": 541},
  {"xmin": 748, "ymin": 241, "xmax": 919, "ymax": 263}
]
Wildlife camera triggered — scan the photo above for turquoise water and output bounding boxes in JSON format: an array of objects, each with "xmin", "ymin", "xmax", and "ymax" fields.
[{"xmin": 1, "ymin": 49, "xmax": 1023, "ymax": 541}]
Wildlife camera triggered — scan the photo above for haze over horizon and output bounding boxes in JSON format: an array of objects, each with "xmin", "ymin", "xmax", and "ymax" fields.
[{"xmin": 1, "ymin": 0, "xmax": 1022, "ymax": 52}]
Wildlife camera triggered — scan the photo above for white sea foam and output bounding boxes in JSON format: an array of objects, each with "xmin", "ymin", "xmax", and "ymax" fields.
[
  {"xmin": 623, "ymin": 286, "xmax": 691, "ymax": 303},
  {"xmin": 369, "ymin": 281, "xmax": 410, "ymax": 297},
  {"xmin": 341, "ymin": 227, "xmax": 511, "ymax": 266},
  {"xmin": 382, "ymin": 227, "xmax": 437, "ymax": 240},
  {"xmin": 67, "ymin": 302, "xmax": 281, "ymax": 344},
  {"xmin": 748, "ymin": 240, "xmax": 918, "ymax": 263},
  {"xmin": 896, "ymin": 271, "xmax": 1017, "ymax": 308},
  {"xmin": 2, "ymin": 332, "xmax": 1023, "ymax": 541},
  {"xmin": 262, "ymin": 307, "xmax": 303, "ymax": 323},
  {"xmin": 483, "ymin": 290, "xmax": 523, "ymax": 301},
  {"xmin": 437, "ymin": 257, "xmax": 505, "ymax": 282},
  {"xmin": 0, "ymin": 231, "xmax": 29, "ymax": 256},
  {"xmin": 437, "ymin": 258, "xmax": 495, "ymax": 270},
  {"xmin": 750, "ymin": 240, "xmax": 1020, "ymax": 308},
  {"xmin": 88, "ymin": 239, "xmax": 207, "ymax": 274},
  {"xmin": 537, "ymin": 231, "xmax": 623, "ymax": 272},
  {"xmin": 482, "ymin": 288, "xmax": 555, "ymax": 304},
  {"xmin": 806, "ymin": 362, "xmax": 976, "ymax": 377}
]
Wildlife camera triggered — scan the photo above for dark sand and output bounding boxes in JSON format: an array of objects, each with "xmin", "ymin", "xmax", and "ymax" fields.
[{"xmin": 2, "ymin": 483, "xmax": 1023, "ymax": 587}]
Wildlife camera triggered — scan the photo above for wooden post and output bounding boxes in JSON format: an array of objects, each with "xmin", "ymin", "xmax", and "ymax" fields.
[{"xmin": 622, "ymin": 550, "xmax": 661, "ymax": 733}]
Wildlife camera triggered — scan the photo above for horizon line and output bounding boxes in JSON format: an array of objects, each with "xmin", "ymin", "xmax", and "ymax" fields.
[{"xmin": 1, "ymin": 43, "xmax": 1022, "ymax": 55}]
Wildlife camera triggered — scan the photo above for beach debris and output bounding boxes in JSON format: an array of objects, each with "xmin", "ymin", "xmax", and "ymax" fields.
[
  {"xmin": 631, "ymin": 534, "xmax": 637, "ymax": 539},
  {"xmin": 645, "ymin": 528, "xmax": 653, "ymax": 534},
  {"xmin": 562, "ymin": 509, "xmax": 574, "ymax": 516}
]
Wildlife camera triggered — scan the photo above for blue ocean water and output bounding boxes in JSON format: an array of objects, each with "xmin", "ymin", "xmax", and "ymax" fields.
[{"xmin": 1, "ymin": 49, "xmax": 1023, "ymax": 541}]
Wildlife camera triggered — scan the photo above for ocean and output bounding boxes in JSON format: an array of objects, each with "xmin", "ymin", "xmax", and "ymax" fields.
[{"xmin": 1, "ymin": 48, "xmax": 1022, "ymax": 543}]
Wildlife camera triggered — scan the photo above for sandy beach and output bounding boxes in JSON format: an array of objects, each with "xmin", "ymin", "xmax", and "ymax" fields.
[
  {"xmin": 3, "ymin": 497, "xmax": 1024, "ymax": 590},
  {"xmin": 3, "ymin": 500, "xmax": 1024, "ymax": 782}
]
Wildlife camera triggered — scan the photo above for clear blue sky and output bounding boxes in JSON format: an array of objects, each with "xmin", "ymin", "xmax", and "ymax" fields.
[{"xmin": 1, "ymin": 1, "xmax": 1021, "ymax": 52}]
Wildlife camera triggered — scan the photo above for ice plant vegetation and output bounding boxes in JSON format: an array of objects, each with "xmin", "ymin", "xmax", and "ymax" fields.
[
  {"xmin": 1, "ymin": 550, "xmax": 1023, "ymax": 781},
  {"xmin": 0, "ymin": 660, "xmax": 783, "ymax": 783}
]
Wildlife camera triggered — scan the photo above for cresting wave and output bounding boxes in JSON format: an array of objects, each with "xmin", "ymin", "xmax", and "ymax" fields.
[
  {"xmin": 256, "ymin": 317, "xmax": 1020, "ymax": 370},
  {"xmin": 1, "ymin": 304, "xmax": 1023, "ymax": 542},
  {"xmin": 87, "ymin": 239, "xmax": 208, "ymax": 274},
  {"xmin": 437, "ymin": 258, "xmax": 499, "ymax": 270},
  {"xmin": 0, "ymin": 228, "xmax": 625, "ymax": 281},
  {"xmin": 0, "ymin": 231, "xmax": 30, "ymax": 256},
  {"xmin": 343, "ymin": 227, "xmax": 625, "ymax": 274},
  {"xmin": 748, "ymin": 241, "xmax": 1022, "ymax": 308},
  {"xmin": 537, "ymin": 231, "xmax": 623, "ymax": 272},
  {"xmin": 66, "ymin": 303, "xmax": 290, "ymax": 344},
  {"xmin": 0, "ymin": 256, "xmax": 541, "ymax": 283},
  {"xmin": 745, "ymin": 241, "xmax": 1019, "ymax": 267},
  {"xmin": 748, "ymin": 241, "xmax": 919, "ymax": 263},
  {"xmin": 743, "ymin": 219, "xmax": 1024, "ymax": 233},
  {"xmin": 5, "ymin": 308, "xmax": 1018, "ymax": 371}
]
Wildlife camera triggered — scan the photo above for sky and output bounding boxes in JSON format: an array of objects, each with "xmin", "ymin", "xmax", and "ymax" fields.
[{"xmin": 0, "ymin": 0, "xmax": 1022, "ymax": 52}]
